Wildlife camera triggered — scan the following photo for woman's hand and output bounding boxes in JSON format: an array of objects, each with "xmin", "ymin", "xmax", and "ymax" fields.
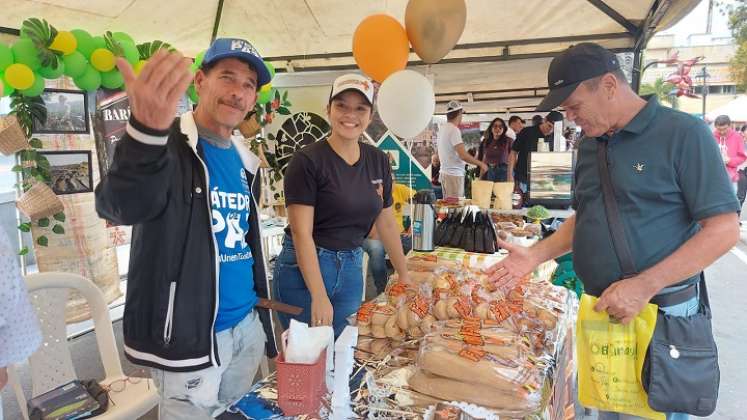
[{"xmin": 311, "ymin": 294, "xmax": 334, "ymax": 327}]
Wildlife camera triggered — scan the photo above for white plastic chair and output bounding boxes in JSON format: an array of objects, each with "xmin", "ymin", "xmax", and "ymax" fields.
[{"xmin": 7, "ymin": 272, "xmax": 159, "ymax": 420}]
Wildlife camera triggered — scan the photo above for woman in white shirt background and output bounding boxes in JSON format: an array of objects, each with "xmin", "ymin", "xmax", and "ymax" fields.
[{"xmin": 0, "ymin": 228, "xmax": 42, "ymax": 417}]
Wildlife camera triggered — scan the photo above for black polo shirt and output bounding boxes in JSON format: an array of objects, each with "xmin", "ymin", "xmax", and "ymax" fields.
[{"xmin": 572, "ymin": 97, "xmax": 740, "ymax": 296}]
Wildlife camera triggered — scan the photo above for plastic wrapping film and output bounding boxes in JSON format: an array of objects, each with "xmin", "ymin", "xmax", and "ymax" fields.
[
  {"xmin": 352, "ymin": 252, "xmax": 578, "ymax": 418},
  {"xmin": 410, "ymin": 318, "xmax": 549, "ymax": 417}
]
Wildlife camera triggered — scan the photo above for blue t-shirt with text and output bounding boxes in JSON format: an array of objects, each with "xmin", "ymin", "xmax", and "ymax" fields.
[{"xmin": 199, "ymin": 138, "xmax": 257, "ymax": 332}]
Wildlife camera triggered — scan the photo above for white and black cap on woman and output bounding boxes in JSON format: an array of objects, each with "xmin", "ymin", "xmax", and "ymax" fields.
[
  {"xmin": 536, "ymin": 42, "xmax": 621, "ymax": 111},
  {"xmin": 329, "ymin": 74, "xmax": 375, "ymax": 106}
]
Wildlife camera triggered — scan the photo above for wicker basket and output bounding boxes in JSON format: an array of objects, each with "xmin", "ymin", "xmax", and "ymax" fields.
[
  {"xmin": 238, "ymin": 115, "xmax": 262, "ymax": 138},
  {"xmin": 0, "ymin": 115, "xmax": 30, "ymax": 156},
  {"xmin": 17, "ymin": 183, "xmax": 64, "ymax": 221}
]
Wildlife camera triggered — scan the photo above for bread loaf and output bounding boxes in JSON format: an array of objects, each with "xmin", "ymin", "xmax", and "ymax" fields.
[
  {"xmin": 409, "ymin": 371, "xmax": 539, "ymax": 413},
  {"xmin": 418, "ymin": 343, "xmax": 539, "ymax": 391}
]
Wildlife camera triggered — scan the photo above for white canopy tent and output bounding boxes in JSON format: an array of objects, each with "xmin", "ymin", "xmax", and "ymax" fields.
[
  {"xmin": 705, "ymin": 95, "xmax": 747, "ymax": 122},
  {"xmin": 1, "ymin": 0, "xmax": 698, "ymax": 113}
]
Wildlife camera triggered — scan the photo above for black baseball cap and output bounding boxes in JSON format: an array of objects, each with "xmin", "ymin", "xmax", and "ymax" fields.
[{"xmin": 535, "ymin": 43, "xmax": 621, "ymax": 111}]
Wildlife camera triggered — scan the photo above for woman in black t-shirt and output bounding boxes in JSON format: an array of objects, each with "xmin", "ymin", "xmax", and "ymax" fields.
[
  {"xmin": 273, "ymin": 74, "xmax": 411, "ymax": 337},
  {"xmin": 477, "ymin": 117, "xmax": 512, "ymax": 181}
]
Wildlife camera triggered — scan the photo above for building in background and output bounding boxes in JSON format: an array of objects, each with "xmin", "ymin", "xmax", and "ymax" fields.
[{"xmin": 643, "ymin": 33, "xmax": 738, "ymax": 117}]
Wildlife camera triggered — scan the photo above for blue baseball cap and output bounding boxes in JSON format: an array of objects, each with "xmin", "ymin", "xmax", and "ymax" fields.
[{"xmin": 202, "ymin": 38, "xmax": 272, "ymax": 87}]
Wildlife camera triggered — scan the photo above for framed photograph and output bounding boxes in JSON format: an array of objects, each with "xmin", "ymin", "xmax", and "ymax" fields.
[
  {"xmin": 39, "ymin": 150, "xmax": 93, "ymax": 195},
  {"xmin": 33, "ymin": 89, "xmax": 89, "ymax": 134}
]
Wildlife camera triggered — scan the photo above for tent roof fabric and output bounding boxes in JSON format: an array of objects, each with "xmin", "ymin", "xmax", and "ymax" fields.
[
  {"xmin": 705, "ymin": 95, "xmax": 747, "ymax": 122},
  {"xmin": 2, "ymin": 0, "xmax": 698, "ymax": 112}
]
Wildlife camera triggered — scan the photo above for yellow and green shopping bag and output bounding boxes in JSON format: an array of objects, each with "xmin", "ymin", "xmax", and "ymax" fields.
[{"xmin": 577, "ymin": 294, "xmax": 664, "ymax": 419}]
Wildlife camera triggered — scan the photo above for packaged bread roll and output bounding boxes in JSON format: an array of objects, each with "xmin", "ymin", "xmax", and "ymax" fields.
[{"xmin": 409, "ymin": 371, "xmax": 541, "ymax": 414}]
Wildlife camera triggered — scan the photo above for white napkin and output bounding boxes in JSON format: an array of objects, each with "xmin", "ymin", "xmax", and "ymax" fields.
[{"xmin": 285, "ymin": 318, "xmax": 334, "ymax": 364}]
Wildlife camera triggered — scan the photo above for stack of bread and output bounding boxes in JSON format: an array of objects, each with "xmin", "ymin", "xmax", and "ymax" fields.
[
  {"xmin": 356, "ymin": 255, "xmax": 566, "ymax": 342},
  {"xmin": 354, "ymin": 252, "xmax": 570, "ymax": 416}
]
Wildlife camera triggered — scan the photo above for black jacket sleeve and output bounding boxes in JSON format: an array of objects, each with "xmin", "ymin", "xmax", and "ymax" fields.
[{"xmin": 95, "ymin": 117, "xmax": 175, "ymax": 225}]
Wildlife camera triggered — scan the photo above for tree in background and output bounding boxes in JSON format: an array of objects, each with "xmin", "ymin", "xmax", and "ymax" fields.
[
  {"xmin": 727, "ymin": 0, "xmax": 747, "ymax": 90},
  {"xmin": 640, "ymin": 77, "xmax": 678, "ymax": 108}
]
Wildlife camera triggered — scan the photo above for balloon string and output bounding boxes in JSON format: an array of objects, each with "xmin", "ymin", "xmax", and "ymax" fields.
[{"xmin": 408, "ymin": 137, "xmax": 414, "ymax": 234}]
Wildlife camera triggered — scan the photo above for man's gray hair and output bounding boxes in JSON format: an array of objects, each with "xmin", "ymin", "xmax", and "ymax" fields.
[{"xmin": 582, "ymin": 69, "xmax": 629, "ymax": 90}]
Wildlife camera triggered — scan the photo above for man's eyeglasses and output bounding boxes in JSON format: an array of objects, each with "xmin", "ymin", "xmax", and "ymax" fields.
[{"xmin": 99, "ymin": 374, "xmax": 150, "ymax": 406}]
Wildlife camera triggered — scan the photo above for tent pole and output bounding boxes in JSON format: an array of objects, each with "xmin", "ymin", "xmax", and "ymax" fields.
[
  {"xmin": 210, "ymin": 0, "xmax": 225, "ymax": 42},
  {"xmin": 632, "ymin": 47, "xmax": 643, "ymax": 93}
]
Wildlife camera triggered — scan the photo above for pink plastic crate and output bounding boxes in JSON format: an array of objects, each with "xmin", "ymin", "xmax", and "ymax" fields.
[{"xmin": 276, "ymin": 350, "xmax": 327, "ymax": 416}]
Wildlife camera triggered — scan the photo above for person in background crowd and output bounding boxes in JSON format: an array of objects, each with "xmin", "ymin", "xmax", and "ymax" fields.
[
  {"xmin": 478, "ymin": 117, "xmax": 513, "ymax": 182},
  {"xmin": 275, "ymin": 74, "xmax": 410, "ymax": 338},
  {"xmin": 506, "ymin": 115, "xmax": 524, "ymax": 140},
  {"xmin": 508, "ymin": 115, "xmax": 525, "ymax": 137},
  {"xmin": 0, "ymin": 229, "xmax": 42, "ymax": 418},
  {"xmin": 362, "ymin": 174, "xmax": 416, "ymax": 294},
  {"xmin": 436, "ymin": 100, "xmax": 488, "ymax": 198},
  {"xmin": 493, "ymin": 42, "xmax": 739, "ymax": 420},
  {"xmin": 531, "ymin": 114, "xmax": 543, "ymax": 126},
  {"xmin": 508, "ymin": 111, "xmax": 564, "ymax": 193},
  {"xmin": 96, "ymin": 38, "xmax": 275, "ymax": 419},
  {"xmin": 431, "ymin": 153, "xmax": 443, "ymax": 199},
  {"xmin": 713, "ymin": 115, "xmax": 747, "ymax": 206},
  {"xmin": 737, "ymin": 125, "xmax": 747, "ymax": 220}
]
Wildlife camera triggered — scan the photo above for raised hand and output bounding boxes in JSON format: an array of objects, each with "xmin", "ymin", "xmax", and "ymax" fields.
[{"xmin": 116, "ymin": 49, "xmax": 193, "ymax": 131}]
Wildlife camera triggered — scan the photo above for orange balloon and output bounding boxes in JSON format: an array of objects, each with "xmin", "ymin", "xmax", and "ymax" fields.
[{"xmin": 353, "ymin": 14, "xmax": 410, "ymax": 83}]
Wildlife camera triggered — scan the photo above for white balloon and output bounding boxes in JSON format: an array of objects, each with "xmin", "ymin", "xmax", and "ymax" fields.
[{"xmin": 376, "ymin": 69, "xmax": 435, "ymax": 139}]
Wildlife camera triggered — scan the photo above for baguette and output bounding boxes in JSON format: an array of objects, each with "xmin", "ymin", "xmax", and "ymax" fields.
[
  {"xmin": 418, "ymin": 344, "xmax": 539, "ymax": 391},
  {"xmin": 409, "ymin": 371, "xmax": 539, "ymax": 412}
]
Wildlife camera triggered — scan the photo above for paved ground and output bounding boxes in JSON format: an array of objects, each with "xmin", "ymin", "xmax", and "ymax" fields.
[{"xmin": 3, "ymin": 216, "xmax": 746, "ymax": 420}]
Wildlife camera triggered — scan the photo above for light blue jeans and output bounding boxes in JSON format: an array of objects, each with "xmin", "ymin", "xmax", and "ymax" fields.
[
  {"xmin": 151, "ymin": 311, "xmax": 266, "ymax": 420},
  {"xmin": 597, "ymin": 284, "xmax": 700, "ymax": 420}
]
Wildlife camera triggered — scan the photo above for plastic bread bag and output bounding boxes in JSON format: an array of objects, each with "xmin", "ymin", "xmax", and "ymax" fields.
[
  {"xmin": 394, "ymin": 283, "xmax": 435, "ymax": 338},
  {"xmin": 355, "ymin": 336, "xmax": 393, "ymax": 361},
  {"xmin": 407, "ymin": 254, "xmax": 463, "ymax": 273},
  {"xmin": 357, "ymin": 302, "xmax": 397, "ymax": 339},
  {"xmin": 411, "ymin": 324, "xmax": 545, "ymax": 416}
]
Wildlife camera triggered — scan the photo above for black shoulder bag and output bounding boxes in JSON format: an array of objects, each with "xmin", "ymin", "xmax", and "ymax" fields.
[{"xmin": 596, "ymin": 140, "xmax": 719, "ymax": 416}]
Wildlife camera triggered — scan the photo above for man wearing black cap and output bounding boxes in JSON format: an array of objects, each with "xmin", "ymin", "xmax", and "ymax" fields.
[
  {"xmin": 507, "ymin": 110, "xmax": 563, "ymax": 193},
  {"xmin": 489, "ymin": 42, "xmax": 739, "ymax": 419},
  {"xmin": 96, "ymin": 38, "xmax": 277, "ymax": 418}
]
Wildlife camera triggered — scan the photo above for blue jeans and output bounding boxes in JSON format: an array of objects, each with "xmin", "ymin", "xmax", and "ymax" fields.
[
  {"xmin": 362, "ymin": 235, "xmax": 412, "ymax": 294},
  {"xmin": 273, "ymin": 235, "xmax": 363, "ymax": 338},
  {"xmin": 482, "ymin": 163, "xmax": 508, "ymax": 182},
  {"xmin": 433, "ymin": 184, "xmax": 443, "ymax": 200},
  {"xmin": 597, "ymin": 285, "xmax": 700, "ymax": 420}
]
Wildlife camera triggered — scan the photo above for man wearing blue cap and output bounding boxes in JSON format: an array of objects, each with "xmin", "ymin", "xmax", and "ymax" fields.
[{"xmin": 95, "ymin": 38, "xmax": 276, "ymax": 419}]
